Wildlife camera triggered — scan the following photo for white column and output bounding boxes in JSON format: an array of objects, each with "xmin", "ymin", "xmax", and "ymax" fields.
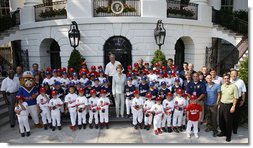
[
  {"xmin": 9, "ymin": 0, "xmax": 25, "ymax": 12},
  {"xmin": 208, "ymin": 0, "xmax": 221, "ymax": 10},
  {"xmin": 142, "ymin": 0, "xmax": 167, "ymax": 18},
  {"xmin": 191, "ymin": 0, "xmax": 211, "ymax": 24},
  {"xmin": 67, "ymin": 0, "xmax": 92, "ymax": 19},
  {"xmin": 20, "ymin": 0, "xmax": 42, "ymax": 25}
]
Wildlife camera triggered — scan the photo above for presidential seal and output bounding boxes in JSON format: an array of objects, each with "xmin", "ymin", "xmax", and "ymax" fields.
[{"xmin": 111, "ymin": 1, "xmax": 124, "ymax": 14}]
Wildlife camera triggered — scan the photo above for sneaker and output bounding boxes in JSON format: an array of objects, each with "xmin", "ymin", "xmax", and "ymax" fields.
[
  {"xmin": 173, "ymin": 127, "xmax": 179, "ymax": 133},
  {"xmin": 48, "ymin": 123, "xmax": 52, "ymax": 129},
  {"xmin": 127, "ymin": 114, "xmax": 131, "ymax": 118},
  {"xmin": 21, "ymin": 133, "xmax": 25, "ymax": 137},
  {"xmin": 95, "ymin": 124, "xmax": 99, "ymax": 129},
  {"xmin": 162, "ymin": 127, "xmax": 167, "ymax": 132},
  {"xmin": 89, "ymin": 124, "xmax": 93, "ymax": 129},
  {"xmin": 158, "ymin": 128, "xmax": 162, "ymax": 134},
  {"xmin": 106, "ymin": 123, "xmax": 109, "ymax": 129},
  {"xmin": 194, "ymin": 133, "xmax": 199, "ymax": 138},
  {"xmin": 44, "ymin": 124, "xmax": 48, "ymax": 130},
  {"xmin": 187, "ymin": 133, "xmax": 191, "ymax": 138},
  {"xmin": 154, "ymin": 130, "xmax": 158, "ymax": 135},
  {"xmin": 58, "ymin": 126, "xmax": 62, "ymax": 130},
  {"xmin": 178, "ymin": 126, "xmax": 183, "ymax": 132},
  {"xmin": 139, "ymin": 123, "xmax": 143, "ymax": 129},
  {"xmin": 144, "ymin": 125, "xmax": 147, "ymax": 129},
  {"xmin": 134, "ymin": 124, "xmax": 138, "ymax": 130},
  {"xmin": 52, "ymin": 126, "xmax": 56, "ymax": 131},
  {"xmin": 213, "ymin": 130, "xmax": 218, "ymax": 137},
  {"xmin": 78, "ymin": 125, "xmax": 82, "ymax": 129},
  {"xmin": 217, "ymin": 132, "xmax": 225, "ymax": 137},
  {"xmin": 100, "ymin": 124, "xmax": 104, "ymax": 129},
  {"xmin": 26, "ymin": 132, "xmax": 31, "ymax": 137},
  {"xmin": 182, "ymin": 125, "xmax": 186, "ymax": 130},
  {"xmin": 83, "ymin": 124, "xmax": 86, "ymax": 129},
  {"xmin": 167, "ymin": 127, "xmax": 172, "ymax": 133}
]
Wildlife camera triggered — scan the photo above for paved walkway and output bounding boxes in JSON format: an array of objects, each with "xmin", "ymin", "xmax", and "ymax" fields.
[{"xmin": 0, "ymin": 121, "xmax": 248, "ymax": 144}]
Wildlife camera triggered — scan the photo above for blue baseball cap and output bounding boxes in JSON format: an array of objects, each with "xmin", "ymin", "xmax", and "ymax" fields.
[
  {"xmin": 72, "ymin": 72, "xmax": 77, "ymax": 76},
  {"xmin": 127, "ymin": 77, "xmax": 132, "ymax": 81},
  {"xmin": 81, "ymin": 72, "xmax": 86, "ymax": 75},
  {"xmin": 62, "ymin": 71, "xmax": 67, "ymax": 75},
  {"xmin": 131, "ymin": 73, "xmax": 136, "ymax": 77},
  {"xmin": 45, "ymin": 71, "xmax": 51, "ymax": 75},
  {"xmin": 176, "ymin": 71, "xmax": 180, "ymax": 75},
  {"xmin": 68, "ymin": 82, "xmax": 75, "ymax": 87},
  {"xmin": 103, "ymin": 79, "xmax": 109, "ymax": 83},
  {"xmin": 141, "ymin": 76, "xmax": 146, "ymax": 81},
  {"xmin": 149, "ymin": 81, "xmax": 155, "ymax": 86},
  {"xmin": 99, "ymin": 69, "xmax": 104, "ymax": 73},
  {"xmin": 161, "ymin": 81, "xmax": 166, "ymax": 85},
  {"xmin": 54, "ymin": 81, "xmax": 61, "ymax": 86},
  {"xmin": 159, "ymin": 71, "xmax": 164, "ymax": 75},
  {"xmin": 85, "ymin": 80, "xmax": 92, "ymax": 86},
  {"xmin": 174, "ymin": 78, "xmax": 180, "ymax": 82},
  {"xmin": 52, "ymin": 69, "xmax": 57, "ymax": 73},
  {"xmin": 167, "ymin": 70, "xmax": 172, "ymax": 75},
  {"xmin": 94, "ymin": 78, "xmax": 99, "ymax": 81}
]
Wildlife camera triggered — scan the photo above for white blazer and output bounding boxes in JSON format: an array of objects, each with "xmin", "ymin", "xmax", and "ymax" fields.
[{"xmin": 112, "ymin": 73, "xmax": 126, "ymax": 95}]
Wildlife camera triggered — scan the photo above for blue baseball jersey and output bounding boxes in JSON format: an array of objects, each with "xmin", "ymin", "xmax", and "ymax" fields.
[
  {"xmin": 92, "ymin": 85, "xmax": 101, "ymax": 97},
  {"xmin": 125, "ymin": 84, "xmax": 136, "ymax": 99},
  {"xmin": 101, "ymin": 86, "xmax": 112, "ymax": 98},
  {"xmin": 139, "ymin": 83, "xmax": 149, "ymax": 97},
  {"xmin": 159, "ymin": 87, "xmax": 170, "ymax": 100},
  {"xmin": 148, "ymin": 88, "xmax": 158, "ymax": 100},
  {"xmin": 17, "ymin": 86, "xmax": 38, "ymax": 106}
]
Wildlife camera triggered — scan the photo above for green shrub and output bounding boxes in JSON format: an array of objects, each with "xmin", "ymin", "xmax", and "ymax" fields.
[
  {"xmin": 68, "ymin": 49, "xmax": 82, "ymax": 73},
  {"xmin": 151, "ymin": 49, "xmax": 167, "ymax": 66}
]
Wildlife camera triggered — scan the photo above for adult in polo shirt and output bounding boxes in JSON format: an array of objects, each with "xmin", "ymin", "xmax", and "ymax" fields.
[
  {"xmin": 186, "ymin": 72, "xmax": 206, "ymax": 124},
  {"xmin": 0, "ymin": 69, "xmax": 20, "ymax": 128},
  {"xmin": 205, "ymin": 75, "xmax": 221, "ymax": 137},
  {"xmin": 105, "ymin": 53, "xmax": 121, "ymax": 85},
  {"xmin": 217, "ymin": 73, "xmax": 238, "ymax": 142},
  {"xmin": 230, "ymin": 69, "xmax": 247, "ymax": 134},
  {"xmin": 210, "ymin": 68, "xmax": 223, "ymax": 85}
]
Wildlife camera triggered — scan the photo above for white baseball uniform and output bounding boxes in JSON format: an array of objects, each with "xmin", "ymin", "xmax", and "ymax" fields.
[
  {"xmin": 65, "ymin": 93, "xmax": 78, "ymax": 126},
  {"xmin": 131, "ymin": 97, "xmax": 144, "ymax": 125},
  {"xmin": 76, "ymin": 96, "xmax": 88, "ymax": 125},
  {"xmin": 49, "ymin": 98, "xmax": 63, "ymax": 127},
  {"xmin": 173, "ymin": 96, "xmax": 187, "ymax": 127},
  {"xmin": 151, "ymin": 104, "xmax": 164, "ymax": 130},
  {"xmin": 97, "ymin": 97, "xmax": 110, "ymax": 123},
  {"xmin": 143, "ymin": 100, "xmax": 154, "ymax": 126},
  {"xmin": 15, "ymin": 102, "xmax": 30, "ymax": 134},
  {"xmin": 88, "ymin": 97, "xmax": 99, "ymax": 124},
  {"xmin": 162, "ymin": 99, "xmax": 174, "ymax": 128},
  {"xmin": 36, "ymin": 94, "xmax": 51, "ymax": 125}
]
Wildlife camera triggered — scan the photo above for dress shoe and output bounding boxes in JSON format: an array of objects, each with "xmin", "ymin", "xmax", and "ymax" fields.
[
  {"xmin": 233, "ymin": 131, "xmax": 237, "ymax": 134},
  {"xmin": 26, "ymin": 132, "xmax": 31, "ymax": 137},
  {"xmin": 217, "ymin": 132, "xmax": 225, "ymax": 137},
  {"xmin": 58, "ymin": 126, "xmax": 62, "ymax": 130},
  {"xmin": 21, "ymin": 133, "xmax": 25, "ymax": 137},
  {"xmin": 10, "ymin": 125, "xmax": 15, "ymax": 128},
  {"xmin": 226, "ymin": 138, "xmax": 231, "ymax": 142}
]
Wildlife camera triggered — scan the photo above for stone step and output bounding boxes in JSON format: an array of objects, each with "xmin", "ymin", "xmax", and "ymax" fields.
[
  {"xmin": 0, "ymin": 115, "xmax": 9, "ymax": 127},
  {"xmin": 0, "ymin": 106, "xmax": 8, "ymax": 115}
]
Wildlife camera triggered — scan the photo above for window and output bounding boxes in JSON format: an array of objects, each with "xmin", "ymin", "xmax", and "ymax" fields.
[
  {"xmin": 221, "ymin": 0, "xmax": 233, "ymax": 11},
  {"xmin": 0, "ymin": 0, "xmax": 10, "ymax": 16}
]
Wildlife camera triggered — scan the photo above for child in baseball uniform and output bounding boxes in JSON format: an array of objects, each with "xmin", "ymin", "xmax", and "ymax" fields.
[
  {"xmin": 131, "ymin": 90, "xmax": 144, "ymax": 129},
  {"xmin": 161, "ymin": 92, "xmax": 174, "ymax": 133},
  {"xmin": 182, "ymin": 93, "xmax": 189, "ymax": 130},
  {"xmin": 143, "ymin": 92, "xmax": 154, "ymax": 130},
  {"xmin": 172, "ymin": 89, "xmax": 187, "ymax": 133},
  {"xmin": 97, "ymin": 89, "xmax": 110, "ymax": 129},
  {"xmin": 76, "ymin": 87, "xmax": 88, "ymax": 129},
  {"xmin": 65, "ymin": 85, "xmax": 78, "ymax": 131},
  {"xmin": 36, "ymin": 87, "xmax": 52, "ymax": 130},
  {"xmin": 49, "ymin": 91, "xmax": 63, "ymax": 131},
  {"xmin": 151, "ymin": 97, "xmax": 164, "ymax": 135},
  {"xmin": 15, "ymin": 96, "xmax": 30, "ymax": 137},
  {"xmin": 89, "ymin": 89, "xmax": 99, "ymax": 129},
  {"xmin": 186, "ymin": 95, "xmax": 202, "ymax": 138},
  {"xmin": 125, "ymin": 77, "xmax": 135, "ymax": 118}
]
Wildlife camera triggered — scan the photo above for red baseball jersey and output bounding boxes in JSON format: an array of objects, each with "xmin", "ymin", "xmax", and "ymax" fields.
[{"xmin": 186, "ymin": 103, "xmax": 202, "ymax": 121}]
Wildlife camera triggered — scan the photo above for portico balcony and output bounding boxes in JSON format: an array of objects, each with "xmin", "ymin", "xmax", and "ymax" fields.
[
  {"xmin": 167, "ymin": 0, "xmax": 198, "ymax": 20},
  {"xmin": 34, "ymin": 0, "xmax": 67, "ymax": 22},
  {"xmin": 93, "ymin": 0, "xmax": 141, "ymax": 17}
]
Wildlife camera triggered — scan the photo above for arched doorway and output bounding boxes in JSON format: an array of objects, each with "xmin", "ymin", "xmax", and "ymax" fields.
[
  {"xmin": 40, "ymin": 38, "xmax": 61, "ymax": 69},
  {"xmin": 174, "ymin": 38, "xmax": 185, "ymax": 69},
  {"xmin": 104, "ymin": 36, "xmax": 132, "ymax": 72},
  {"xmin": 50, "ymin": 40, "xmax": 61, "ymax": 69}
]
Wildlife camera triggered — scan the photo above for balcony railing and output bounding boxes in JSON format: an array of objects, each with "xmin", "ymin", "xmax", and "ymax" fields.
[
  {"xmin": 93, "ymin": 0, "xmax": 141, "ymax": 17},
  {"xmin": 167, "ymin": 0, "xmax": 198, "ymax": 20},
  {"xmin": 34, "ymin": 0, "xmax": 67, "ymax": 22},
  {"xmin": 0, "ymin": 9, "xmax": 20, "ymax": 33}
]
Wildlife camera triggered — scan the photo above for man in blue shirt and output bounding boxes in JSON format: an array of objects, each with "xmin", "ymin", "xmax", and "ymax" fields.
[{"xmin": 205, "ymin": 75, "xmax": 221, "ymax": 137}]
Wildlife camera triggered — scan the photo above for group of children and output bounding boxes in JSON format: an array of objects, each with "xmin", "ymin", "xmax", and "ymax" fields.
[{"xmin": 15, "ymin": 63, "xmax": 202, "ymax": 138}]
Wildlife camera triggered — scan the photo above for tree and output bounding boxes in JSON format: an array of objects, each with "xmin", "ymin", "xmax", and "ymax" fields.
[
  {"xmin": 151, "ymin": 49, "xmax": 167, "ymax": 66},
  {"xmin": 238, "ymin": 57, "xmax": 248, "ymax": 124},
  {"xmin": 68, "ymin": 49, "xmax": 83, "ymax": 73}
]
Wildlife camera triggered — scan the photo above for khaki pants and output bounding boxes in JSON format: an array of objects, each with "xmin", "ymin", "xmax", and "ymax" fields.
[{"xmin": 115, "ymin": 93, "xmax": 125, "ymax": 117}]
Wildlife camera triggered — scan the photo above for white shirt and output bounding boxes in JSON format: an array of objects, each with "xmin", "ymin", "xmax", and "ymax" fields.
[
  {"xmin": 49, "ymin": 76, "xmax": 61, "ymax": 85},
  {"xmin": 144, "ymin": 100, "xmax": 154, "ymax": 112},
  {"xmin": 89, "ymin": 97, "xmax": 99, "ymax": 110},
  {"xmin": 42, "ymin": 78, "xmax": 51, "ymax": 85},
  {"xmin": 76, "ymin": 96, "xmax": 88, "ymax": 109},
  {"xmin": 15, "ymin": 102, "xmax": 28, "ymax": 117},
  {"xmin": 231, "ymin": 78, "xmax": 247, "ymax": 97},
  {"xmin": 60, "ymin": 77, "xmax": 70, "ymax": 85},
  {"xmin": 65, "ymin": 93, "xmax": 78, "ymax": 108},
  {"xmin": 80, "ymin": 77, "xmax": 89, "ymax": 85},
  {"xmin": 162, "ymin": 99, "xmax": 174, "ymax": 113},
  {"xmin": 105, "ymin": 61, "xmax": 121, "ymax": 76},
  {"xmin": 48, "ymin": 98, "xmax": 63, "ymax": 111},
  {"xmin": 36, "ymin": 94, "xmax": 50, "ymax": 110},
  {"xmin": 173, "ymin": 96, "xmax": 187, "ymax": 109},
  {"xmin": 151, "ymin": 104, "xmax": 164, "ymax": 117},
  {"xmin": 213, "ymin": 76, "xmax": 223, "ymax": 85},
  {"xmin": 147, "ymin": 74, "xmax": 158, "ymax": 82},
  {"xmin": 165, "ymin": 78, "xmax": 174, "ymax": 87},
  {"xmin": 0, "ymin": 77, "xmax": 20, "ymax": 93},
  {"xmin": 131, "ymin": 97, "xmax": 144, "ymax": 110},
  {"xmin": 112, "ymin": 73, "xmax": 126, "ymax": 95},
  {"xmin": 97, "ymin": 97, "xmax": 110, "ymax": 110},
  {"xmin": 98, "ymin": 77, "xmax": 106, "ymax": 85}
]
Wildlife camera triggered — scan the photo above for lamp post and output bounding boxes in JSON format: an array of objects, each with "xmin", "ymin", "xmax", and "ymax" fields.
[
  {"xmin": 154, "ymin": 20, "xmax": 166, "ymax": 50},
  {"xmin": 68, "ymin": 21, "xmax": 80, "ymax": 49}
]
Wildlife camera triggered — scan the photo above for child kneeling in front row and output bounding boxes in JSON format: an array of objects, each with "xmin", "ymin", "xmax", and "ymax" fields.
[
  {"xmin": 186, "ymin": 95, "xmax": 202, "ymax": 138},
  {"xmin": 15, "ymin": 95, "xmax": 30, "ymax": 137}
]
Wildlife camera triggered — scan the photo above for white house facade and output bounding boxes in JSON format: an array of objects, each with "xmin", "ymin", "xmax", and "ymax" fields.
[{"xmin": 1, "ymin": 0, "xmax": 248, "ymax": 72}]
